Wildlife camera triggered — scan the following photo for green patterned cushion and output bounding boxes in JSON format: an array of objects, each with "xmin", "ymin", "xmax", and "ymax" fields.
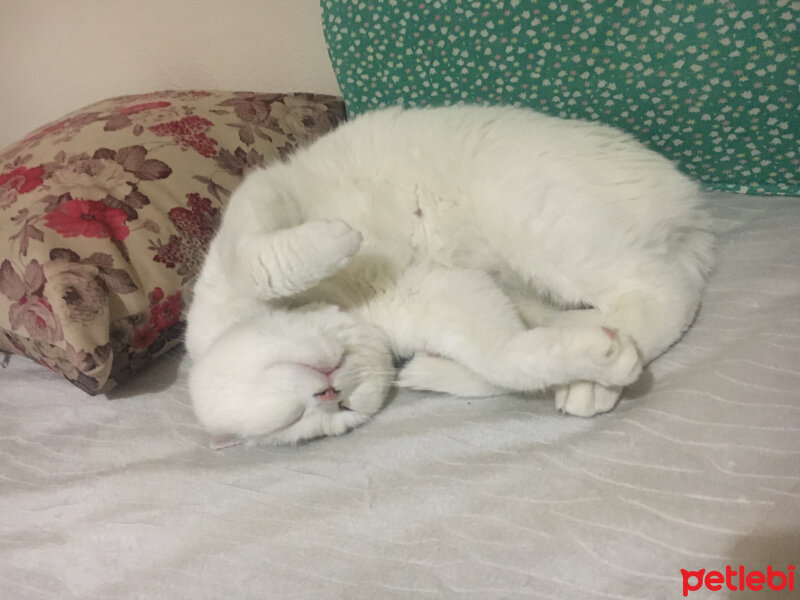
[{"xmin": 322, "ymin": 0, "xmax": 799, "ymax": 195}]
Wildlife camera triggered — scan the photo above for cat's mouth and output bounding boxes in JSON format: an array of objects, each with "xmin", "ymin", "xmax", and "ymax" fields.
[
  {"xmin": 313, "ymin": 387, "xmax": 341, "ymax": 402},
  {"xmin": 313, "ymin": 387, "xmax": 353, "ymax": 411}
]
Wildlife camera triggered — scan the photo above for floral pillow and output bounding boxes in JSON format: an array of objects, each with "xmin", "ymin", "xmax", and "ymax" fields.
[{"xmin": 0, "ymin": 91, "xmax": 346, "ymax": 394}]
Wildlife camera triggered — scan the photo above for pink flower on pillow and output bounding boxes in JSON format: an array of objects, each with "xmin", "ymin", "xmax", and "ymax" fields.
[
  {"xmin": 149, "ymin": 288, "xmax": 182, "ymax": 331},
  {"xmin": 44, "ymin": 198, "xmax": 130, "ymax": 241},
  {"xmin": 118, "ymin": 101, "xmax": 172, "ymax": 115},
  {"xmin": 22, "ymin": 120, "xmax": 68, "ymax": 143},
  {"xmin": 0, "ymin": 259, "xmax": 63, "ymax": 344},
  {"xmin": 131, "ymin": 323, "xmax": 159, "ymax": 350},
  {"xmin": 131, "ymin": 287, "xmax": 182, "ymax": 350},
  {"xmin": 9, "ymin": 295, "xmax": 63, "ymax": 345},
  {"xmin": 21, "ymin": 112, "xmax": 101, "ymax": 145},
  {"xmin": 149, "ymin": 115, "xmax": 219, "ymax": 157},
  {"xmin": 0, "ymin": 165, "xmax": 45, "ymax": 193},
  {"xmin": 0, "ymin": 165, "xmax": 45, "ymax": 209}
]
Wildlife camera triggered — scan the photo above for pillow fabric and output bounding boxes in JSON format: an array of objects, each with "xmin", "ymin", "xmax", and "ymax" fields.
[
  {"xmin": 321, "ymin": 0, "xmax": 799, "ymax": 195},
  {"xmin": 0, "ymin": 91, "xmax": 345, "ymax": 394}
]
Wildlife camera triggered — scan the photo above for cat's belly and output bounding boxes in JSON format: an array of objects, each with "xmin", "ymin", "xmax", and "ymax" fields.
[
  {"xmin": 303, "ymin": 173, "xmax": 557, "ymax": 304},
  {"xmin": 307, "ymin": 176, "xmax": 448, "ymax": 266},
  {"xmin": 291, "ymin": 184, "xmax": 422, "ymax": 307}
]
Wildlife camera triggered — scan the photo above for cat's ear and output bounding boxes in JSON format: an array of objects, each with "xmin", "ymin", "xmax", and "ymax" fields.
[{"xmin": 209, "ymin": 433, "xmax": 244, "ymax": 450}]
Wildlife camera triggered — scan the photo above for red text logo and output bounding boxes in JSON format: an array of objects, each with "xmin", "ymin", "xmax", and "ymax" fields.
[{"xmin": 681, "ymin": 564, "xmax": 795, "ymax": 596}]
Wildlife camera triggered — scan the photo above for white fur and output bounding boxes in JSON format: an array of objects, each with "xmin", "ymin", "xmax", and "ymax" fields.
[{"xmin": 186, "ymin": 104, "xmax": 714, "ymax": 446}]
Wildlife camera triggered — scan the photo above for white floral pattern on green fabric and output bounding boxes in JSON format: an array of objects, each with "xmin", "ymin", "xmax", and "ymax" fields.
[{"xmin": 322, "ymin": 0, "xmax": 799, "ymax": 195}]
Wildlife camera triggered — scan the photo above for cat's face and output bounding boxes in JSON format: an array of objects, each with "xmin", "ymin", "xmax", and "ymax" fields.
[{"xmin": 188, "ymin": 308, "xmax": 393, "ymax": 447}]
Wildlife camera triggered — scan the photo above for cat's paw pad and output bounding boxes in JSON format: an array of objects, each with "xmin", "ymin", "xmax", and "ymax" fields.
[
  {"xmin": 567, "ymin": 327, "xmax": 642, "ymax": 386},
  {"xmin": 554, "ymin": 381, "xmax": 622, "ymax": 417}
]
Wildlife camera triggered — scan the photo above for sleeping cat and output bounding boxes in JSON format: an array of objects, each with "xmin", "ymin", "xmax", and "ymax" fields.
[{"xmin": 185, "ymin": 104, "xmax": 714, "ymax": 448}]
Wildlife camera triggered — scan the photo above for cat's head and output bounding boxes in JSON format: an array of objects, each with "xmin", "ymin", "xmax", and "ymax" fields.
[{"xmin": 188, "ymin": 307, "xmax": 394, "ymax": 448}]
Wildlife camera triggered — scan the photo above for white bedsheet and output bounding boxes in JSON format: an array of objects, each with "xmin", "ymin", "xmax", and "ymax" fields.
[{"xmin": 2, "ymin": 193, "xmax": 799, "ymax": 600}]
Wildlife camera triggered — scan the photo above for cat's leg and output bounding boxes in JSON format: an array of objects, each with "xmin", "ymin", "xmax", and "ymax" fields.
[
  {"xmin": 231, "ymin": 220, "xmax": 363, "ymax": 299},
  {"xmin": 205, "ymin": 169, "xmax": 362, "ymax": 300},
  {"xmin": 493, "ymin": 271, "xmax": 566, "ymax": 328},
  {"xmin": 320, "ymin": 314, "xmax": 395, "ymax": 417},
  {"xmin": 368, "ymin": 265, "xmax": 641, "ymax": 395},
  {"xmin": 187, "ymin": 219, "xmax": 362, "ymax": 360},
  {"xmin": 548, "ymin": 280, "xmax": 706, "ymax": 416},
  {"xmin": 397, "ymin": 353, "xmax": 507, "ymax": 397},
  {"xmin": 500, "ymin": 280, "xmax": 627, "ymax": 413}
]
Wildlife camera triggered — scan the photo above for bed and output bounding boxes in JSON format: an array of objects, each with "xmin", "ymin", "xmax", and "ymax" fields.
[
  {"xmin": 3, "ymin": 0, "xmax": 799, "ymax": 595},
  {"xmin": 3, "ymin": 190, "xmax": 799, "ymax": 599}
]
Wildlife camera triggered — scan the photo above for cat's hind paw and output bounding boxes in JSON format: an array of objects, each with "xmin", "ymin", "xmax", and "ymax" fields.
[
  {"xmin": 554, "ymin": 381, "xmax": 622, "ymax": 417},
  {"xmin": 565, "ymin": 326, "xmax": 642, "ymax": 388}
]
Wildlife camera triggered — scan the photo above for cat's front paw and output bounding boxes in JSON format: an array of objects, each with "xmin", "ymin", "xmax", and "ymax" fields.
[
  {"xmin": 244, "ymin": 220, "xmax": 364, "ymax": 299},
  {"xmin": 554, "ymin": 381, "xmax": 622, "ymax": 417},
  {"xmin": 337, "ymin": 374, "xmax": 391, "ymax": 416},
  {"xmin": 301, "ymin": 219, "xmax": 363, "ymax": 273}
]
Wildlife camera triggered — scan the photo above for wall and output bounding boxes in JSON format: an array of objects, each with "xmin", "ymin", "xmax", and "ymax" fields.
[{"xmin": 0, "ymin": 0, "xmax": 340, "ymax": 149}]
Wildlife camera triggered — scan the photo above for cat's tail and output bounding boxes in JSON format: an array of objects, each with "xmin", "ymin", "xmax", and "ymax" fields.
[{"xmin": 396, "ymin": 353, "xmax": 507, "ymax": 397}]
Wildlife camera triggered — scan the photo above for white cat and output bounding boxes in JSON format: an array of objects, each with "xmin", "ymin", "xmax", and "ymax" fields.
[{"xmin": 185, "ymin": 104, "xmax": 714, "ymax": 448}]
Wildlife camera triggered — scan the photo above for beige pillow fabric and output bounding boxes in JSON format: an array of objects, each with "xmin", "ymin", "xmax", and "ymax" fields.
[{"xmin": 0, "ymin": 91, "xmax": 345, "ymax": 394}]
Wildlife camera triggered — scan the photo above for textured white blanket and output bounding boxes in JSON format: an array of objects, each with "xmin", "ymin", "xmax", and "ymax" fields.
[{"xmin": 2, "ymin": 193, "xmax": 799, "ymax": 599}]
